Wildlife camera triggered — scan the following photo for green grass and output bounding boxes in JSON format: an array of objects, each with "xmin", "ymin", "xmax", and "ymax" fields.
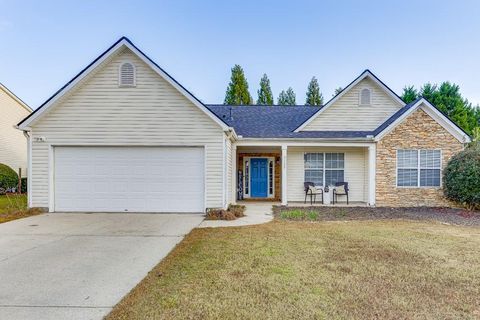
[
  {"xmin": 0, "ymin": 194, "xmax": 40, "ymax": 223},
  {"xmin": 107, "ymin": 220, "xmax": 480, "ymax": 320}
]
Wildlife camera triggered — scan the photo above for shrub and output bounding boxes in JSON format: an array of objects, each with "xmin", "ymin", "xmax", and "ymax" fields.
[
  {"xmin": 0, "ymin": 164, "xmax": 18, "ymax": 194},
  {"xmin": 444, "ymin": 146, "xmax": 480, "ymax": 210},
  {"xmin": 280, "ymin": 209, "xmax": 305, "ymax": 220},
  {"xmin": 206, "ymin": 208, "xmax": 238, "ymax": 221},
  {"xmin": 307, "ymin": 211, "xmax": 319, "ymax": 220},
  {"xmin": 228, "ymin": 204, "xmax": 246, "ymax": 218},
  {"xmin": 21, "ymin": 178, "xmax": 27, "ymax": 194}
]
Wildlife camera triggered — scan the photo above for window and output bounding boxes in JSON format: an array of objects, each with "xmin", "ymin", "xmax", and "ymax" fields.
[
  {"xmin": 359, "ymin": 88, "xmax": 371, "ymax": 105},
  {"xmin": 119, "ymin": 62, "xmax": 136, "ymax": 87},
  {"xmin": 304, "ymin": 153, "xmax": 345, "ymax": 187},
  {"xmin": 397, "ymin": 150, "xmax": 441, "ymax": 187},
  {"xmin": 268, "ymin": 160, "xmax": 274, "ymax": 195}
]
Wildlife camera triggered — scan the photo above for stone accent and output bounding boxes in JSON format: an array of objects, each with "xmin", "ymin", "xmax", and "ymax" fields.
[
  {"xmin": 376, "ymin": 108, "xmax": 464, "ymax": 207},
  {"xmin": 237, "ymin": 152, "xmax": 281, "ymax": 201}
]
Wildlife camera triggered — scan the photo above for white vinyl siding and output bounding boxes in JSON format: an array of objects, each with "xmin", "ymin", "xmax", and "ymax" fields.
[
  {"xmin": 302, "ymin": 78, "xmax": 403, "ymax": 131},
  {"xmin": 0, "ymin": 88, "xmax": 31, "ymax": 177},
  {"xmin": 29, "ymin": 48, "xmax": 225, "ymax": 209},
  {"xmin": 288, "ymin": 147, "xmax": 367, "ymax": 202},
  {"xmin": 397, "ymin": 149, "xmax": 441, "ymax": 187}
]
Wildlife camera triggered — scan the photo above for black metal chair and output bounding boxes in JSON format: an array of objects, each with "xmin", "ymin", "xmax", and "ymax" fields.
[
  {"xmin": 304, "ymin": 182, "xmax": 323, "ymax": 205},
  {"xmin": 333, "ymin": 182, "xmax": 349, "ymax": 205}
]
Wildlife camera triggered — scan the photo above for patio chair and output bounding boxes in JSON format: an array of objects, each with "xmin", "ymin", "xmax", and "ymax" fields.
[
  {"xmin": 333, "ymin": 182, "xmax": 349, "ymax": 205},
  {"xmin": 304, "ymin": 182, "xmax": 323, "ymax": 205}
]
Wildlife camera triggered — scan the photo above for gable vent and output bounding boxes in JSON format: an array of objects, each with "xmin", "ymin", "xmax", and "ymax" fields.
[
  {"xmin": 359, "ymin": 88, "xmax": 371, "ymax": 105},
  {"xmin": 119, "ymin": 62, "xmax": 136, "ymax": 87}
]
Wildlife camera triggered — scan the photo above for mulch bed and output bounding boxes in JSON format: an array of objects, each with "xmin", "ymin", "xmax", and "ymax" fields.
[{"xmin": 274, "ymin": 206, "xmax": 480, "ymax": 226}]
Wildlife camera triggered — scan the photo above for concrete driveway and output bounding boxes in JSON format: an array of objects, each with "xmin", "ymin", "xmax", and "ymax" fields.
[{"xmin": 0, "ymin": 212, "xmax": 204, "ymax": 320}]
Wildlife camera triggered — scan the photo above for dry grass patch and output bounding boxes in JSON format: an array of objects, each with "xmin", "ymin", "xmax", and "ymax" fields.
[
  {"xmin": 107, "ymin": 220, "xmax": 480, "ymax": 320},
  {"xmin": 0, "ymin": 194, "xmax": 42, "ymax": 223}
]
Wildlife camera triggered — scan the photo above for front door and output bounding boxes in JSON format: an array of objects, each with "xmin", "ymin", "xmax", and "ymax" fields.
[{"xmin": 250, "ymin": 158, "xmax": 268, "ymax": 198}]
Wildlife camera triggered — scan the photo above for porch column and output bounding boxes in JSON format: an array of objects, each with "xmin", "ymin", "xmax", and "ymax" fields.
[
  {"xmin": 281, "ymin": 145, "xmax": 288, "ymax": 205},
  {"xmin": 368, "ymin": 144, "xmax": 376, "ymax": 206},
  {"xmin": 231, "ymin": 144, "xmax": 237, "ymax": 205}
]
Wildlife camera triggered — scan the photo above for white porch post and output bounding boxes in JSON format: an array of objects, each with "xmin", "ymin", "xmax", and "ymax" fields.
[
  {"xmin": 368, "ymin": 144, "xmax": 376, "ymax": 206},
  {"xmin": 281, "ymin": 145, "xmax": 288, "ymax": 205},
  {"xmin": 231, "ymin": 144, "xmax": 237, "ymax": 205}
]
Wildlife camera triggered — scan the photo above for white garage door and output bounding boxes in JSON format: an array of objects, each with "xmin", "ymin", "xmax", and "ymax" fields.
[{"xmin": 54, "ymin": 147, "xmax": 204, "ymax": 212}]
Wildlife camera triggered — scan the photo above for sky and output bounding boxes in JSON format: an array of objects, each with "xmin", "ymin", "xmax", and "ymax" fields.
[{"xmin": 1, "ymin": 0, "xmax": 480, "ymax": 109}]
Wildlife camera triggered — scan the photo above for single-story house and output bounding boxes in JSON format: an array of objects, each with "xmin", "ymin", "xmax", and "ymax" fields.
[
  {"xmin": 17, "ymin": 37, "xmax": 471, "ymax": 212},
  {"xmin": 1, "ymin": 83, "xmax": 31, "ymax": 177}
]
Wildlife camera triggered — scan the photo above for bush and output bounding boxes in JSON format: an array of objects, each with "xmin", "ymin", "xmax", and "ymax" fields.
[
  {"xmin": 205, "ymin": 204, "xmax": 247, "ymax": 221},
  {"xmin": 228, "ymin": 204, "xmax": 246, "ymax": 218},
  {"xmin": 444, "ymin": 146, "xmax": 480, "ymax": 210},
  {"xmin": 0, "ymin": 164, "xmax": 18, "ymax": 194},
  {"xmin": 21, "ymin": 178, "xmax": 27, "ymax": 193}
]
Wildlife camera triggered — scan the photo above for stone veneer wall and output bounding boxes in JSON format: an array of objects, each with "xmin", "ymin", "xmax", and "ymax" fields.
[
  {"xmin": 237, "ymin": 153, "xmax": 281, "ymax": 201},
  {"xmin": 376, "ymin": 108, "xmax": 464, "ymax": 207}
]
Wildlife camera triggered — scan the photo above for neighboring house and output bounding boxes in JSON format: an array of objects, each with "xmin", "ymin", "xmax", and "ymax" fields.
[
  {"xmin": 0, "ymin": 83, "xmax": 31, "ymax": 177},
  {"xmin": 17, "ymin": 37, "xmax": 471, "ymax": 212}
]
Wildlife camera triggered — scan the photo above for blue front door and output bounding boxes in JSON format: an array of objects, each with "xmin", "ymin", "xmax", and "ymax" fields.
[{"xmin": 250, "ymin": 158, "xmax": 268, "ymax": 197}]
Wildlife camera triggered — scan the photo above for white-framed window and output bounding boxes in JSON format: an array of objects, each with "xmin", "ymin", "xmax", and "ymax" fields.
[
  {"xmin": 304, "ymin": 153, "xmax": 345, "ymax": 187},
  {"xmin": 359, "ymin": 88, "xmax": 371, "ymax": 105},
  {"xmin": 397, "ymin": 149, "xmax": 441, "ymax": 187},
  {"xmin": 119, "ymin": 62, "xmax": 136, "ymax": 87}
]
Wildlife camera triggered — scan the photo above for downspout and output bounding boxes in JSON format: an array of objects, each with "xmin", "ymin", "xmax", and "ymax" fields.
[{"xmin": 22, "ymin": 129, "xmax": 32, "ymax": 208}]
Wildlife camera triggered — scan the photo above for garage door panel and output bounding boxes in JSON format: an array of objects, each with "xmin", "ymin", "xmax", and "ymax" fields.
[{"xmin": 54, "ymin": 147, "xmax": 204, "ymax": 212}]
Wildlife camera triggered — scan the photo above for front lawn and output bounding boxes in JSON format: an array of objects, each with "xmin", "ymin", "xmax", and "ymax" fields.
[
  {"xmin": 0, "ymin": 194, "xmax": 42, "ymax": 223},
  {"xmin": 107, "ymin": 220, "xmax": 480, "ymax": 319}
]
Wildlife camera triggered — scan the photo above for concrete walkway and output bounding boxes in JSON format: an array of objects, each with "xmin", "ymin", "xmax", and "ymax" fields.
[
  {"xmin": 0, "ymin": 212, "xmax": 204, "ymax": 320},
  {"xmin": 198, "ymin": 202, "xmax": 275, "ymax": 228}
]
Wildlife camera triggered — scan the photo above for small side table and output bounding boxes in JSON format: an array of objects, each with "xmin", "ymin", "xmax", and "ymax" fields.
[{"xmin": 323, "ymin": 188, "xmax": 331, "ymax": 205}]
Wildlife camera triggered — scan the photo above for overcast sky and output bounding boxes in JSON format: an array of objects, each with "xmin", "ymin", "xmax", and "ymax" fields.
[{"xmin": 1, "ymin": 0, "xmax": 479, "ymax": 108}]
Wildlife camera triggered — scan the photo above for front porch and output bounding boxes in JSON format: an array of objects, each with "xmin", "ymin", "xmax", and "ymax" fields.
[{"xmin": 231, "ymin": 142, "xmax": 376, "ymax": 207}]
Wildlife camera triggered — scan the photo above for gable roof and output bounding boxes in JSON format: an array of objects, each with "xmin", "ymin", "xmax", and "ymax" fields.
[
  {"xmin": 0, "ymin": 83, "xmax": 32, "ymax": 113},
  {"xmin": 373, "ymin": 97, "xmax": 471, "ymax": 143},
  {"xmin": 207, "ymin": 105, "xmax": 373, "ymax": 139},
  {"xmin": 294, "ymin": 69, "xmax": 405, "ymax": 132},
  {"xmin": 17, "ymin": 37, "xmax": 230, "ymax": 131}
]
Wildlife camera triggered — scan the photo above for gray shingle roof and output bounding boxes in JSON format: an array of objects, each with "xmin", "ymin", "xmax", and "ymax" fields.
[{"xmin": 206, "ymin": 105, "xmax": 374, "ymax": 139}]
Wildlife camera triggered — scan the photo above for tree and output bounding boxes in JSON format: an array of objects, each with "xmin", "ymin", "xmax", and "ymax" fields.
[
  {"xmin": 400, "ymin": 81, "xmax": 480, "ymax": 135},
  {"xmin": 305, "ymin": 77, "xmax": 323, "ymax": 105},
  {"xmin": 256, "ymin": 74, "xmax": 274, "ymax": 105},
  {"xmin": 333, "ymin": 87, "xmax": 343, "ymax": 97},
  {"xmin": 224, "ymin": 64, "xmax": 253, "ymax": 105},
  {"xmin": 278, "ymin": 87, "xmax": 296, "ymax": 105},
  {"xmin": 401, "ymin": 85, "xmax": 418, "ymax": 103}
]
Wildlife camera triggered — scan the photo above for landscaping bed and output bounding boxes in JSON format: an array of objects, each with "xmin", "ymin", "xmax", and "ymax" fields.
[{"xmin": 275, "ymin": 206, "xmax": 480, "ymax": 226}]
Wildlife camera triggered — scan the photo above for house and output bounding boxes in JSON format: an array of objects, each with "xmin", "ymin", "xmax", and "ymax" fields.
[
  {"xmin": 17, "ymin": 37, "xmax": 471, "ymax": 212},
  {"xmin": 1, "ymin": 83, "xmax": 31, "ymax": 178}
]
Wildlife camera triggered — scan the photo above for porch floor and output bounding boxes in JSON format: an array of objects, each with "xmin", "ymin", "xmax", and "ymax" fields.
[{"xmin": 288, "ymin": 201, "xmax": 369, "ymax": 207}]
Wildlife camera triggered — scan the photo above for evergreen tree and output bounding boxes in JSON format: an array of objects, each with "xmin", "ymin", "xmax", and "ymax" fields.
[
  {"xmin": 256, "ymin": 74, "xmax": 274, "ymax": 105},
  {"xmin": 401, "ymin": 85, "xmax": 418, "ymax": 103},
  {"xmin": 333, "ymin": 87, "xmax": 343, "ymax": 97},
  {"xmin": 401, "ymin": 81, "xmax": 480, "ymax": 135},
  {"xmin": 224, "ymin": 64, "xmax": 253, "ymax": 105},
  {"xmin": 278, "ymin": 87, "xmax": 296, "ymax": 105},
  {"xmin": 305, "ymin": 77, "xmax": 323, "ymax": 105}
]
